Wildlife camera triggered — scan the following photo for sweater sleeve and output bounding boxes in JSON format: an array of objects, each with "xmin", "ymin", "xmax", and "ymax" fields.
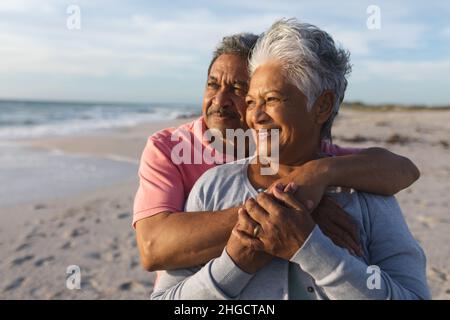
[
  {"xmin": 150, "ymin": 249, "xmax": 253, "ymax": 300},
  {"xmin": 290, "ymin": 194, "xmax": 430, "ymax": 300}
]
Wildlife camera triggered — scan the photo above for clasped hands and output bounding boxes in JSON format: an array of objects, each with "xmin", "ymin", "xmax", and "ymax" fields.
[{"xmin": 226, "ymin": 183, "xmax": 362, "ymax": 274}]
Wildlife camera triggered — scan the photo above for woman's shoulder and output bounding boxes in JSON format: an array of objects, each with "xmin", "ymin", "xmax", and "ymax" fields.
[
  {"xmin": 185, "ymin": 157, "xmax": 253, "ymax": 211},
  {"xmin": 325, "ymin": 188, "xmax": 402, "ymax": 235},
  {"xmin": 194, "ymin": 157, "xmax": 251, "ymax": 188}
]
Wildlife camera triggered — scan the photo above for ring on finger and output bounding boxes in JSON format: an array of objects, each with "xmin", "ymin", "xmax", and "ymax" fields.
[{"xmin": 253, "ymin": 224, "xmax": 261, "ymax": 237}]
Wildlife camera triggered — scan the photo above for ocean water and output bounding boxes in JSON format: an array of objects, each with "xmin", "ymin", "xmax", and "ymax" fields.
[
  {"xmin": 0, "ymin": 100, "xmax": 199, "ymax": 207},
  {"xmin": 0, "ymin": 100, "xmax": 199, "ymax": 140},
  {"xmin": 0, "ymin": 142, "xmax": 138, "ymax": 207}
]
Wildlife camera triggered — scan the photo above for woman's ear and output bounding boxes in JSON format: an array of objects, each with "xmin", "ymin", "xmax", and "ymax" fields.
[{"xmin": 313, "ymin": 90, "xmax": 335, "ymax": 125}]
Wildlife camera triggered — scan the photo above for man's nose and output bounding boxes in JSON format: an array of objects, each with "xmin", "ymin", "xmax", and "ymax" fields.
[{"xmin": 213, "ymin": 88, "xmax": 233, "ymax": 108}]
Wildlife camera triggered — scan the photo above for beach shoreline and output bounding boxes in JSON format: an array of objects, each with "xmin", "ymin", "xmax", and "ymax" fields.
[{"xmin": 0, "ymin": 110, "xmax": 449, "ymax": 299}]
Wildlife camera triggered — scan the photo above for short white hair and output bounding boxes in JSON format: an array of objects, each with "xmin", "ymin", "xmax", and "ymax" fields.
[{"xmin": 249, "ymin": 18, "xmax": 352, "ymax": 139}]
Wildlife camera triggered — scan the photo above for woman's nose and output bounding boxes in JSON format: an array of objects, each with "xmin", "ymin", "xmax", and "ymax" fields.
[{"xmin": 252, "ymin": 102, "xmax": 271, "ymax": 124}]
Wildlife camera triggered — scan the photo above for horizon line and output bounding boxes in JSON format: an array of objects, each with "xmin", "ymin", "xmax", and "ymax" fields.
[{"xmin": 0, "ymin": 97, "xmax": 449, "ymax": 109}]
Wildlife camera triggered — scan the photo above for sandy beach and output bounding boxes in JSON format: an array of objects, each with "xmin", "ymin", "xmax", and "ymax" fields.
[{"xmin": 0, "ymin": 109, "xmax": 449, "ymax": 299}]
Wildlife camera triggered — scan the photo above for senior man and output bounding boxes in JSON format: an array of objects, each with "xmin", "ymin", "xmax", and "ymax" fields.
[
  {"xmin": 134, "ymin": 32, "xmax": 420, "ymax": 275},
  {"xmin": 150, "ymin": 19, "xmax": 430, "ymax": 300}
]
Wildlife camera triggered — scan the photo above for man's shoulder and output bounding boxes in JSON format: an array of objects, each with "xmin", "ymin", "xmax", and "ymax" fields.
[
  {"xmin": 145, "ymin": 116, "xmax": 204, "ymax": 152},
  {"xmin": 148, "ymin": 116, "xmax": 203, "ymax": 141}
]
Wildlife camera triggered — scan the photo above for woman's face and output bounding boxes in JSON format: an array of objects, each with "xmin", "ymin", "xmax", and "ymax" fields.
[{"xmin": 245, "ymin": 61, "xmax": 321, "ymax": 165}]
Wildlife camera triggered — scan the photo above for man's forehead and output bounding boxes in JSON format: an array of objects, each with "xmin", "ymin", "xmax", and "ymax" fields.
[
  {"xmin": 208, "ymin": 75, "xmax": 248, "ymax": 86},
  {"xmin": 209, "ymin": 54, "xmax": 249, "ymax": 79}
]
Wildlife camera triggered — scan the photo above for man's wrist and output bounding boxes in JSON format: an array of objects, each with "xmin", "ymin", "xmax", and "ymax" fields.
[
  {"xmin": 225, "ymin": 207, "xmax": 240, "ymax": 228},
  {"xmin": 300, "ymin": 157, "xmax": 333, "ymax": 188}
]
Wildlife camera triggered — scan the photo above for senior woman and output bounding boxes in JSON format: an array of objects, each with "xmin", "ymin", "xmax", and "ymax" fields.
[{"xmin": 150, "ymin": 19, "xmax": 430, "ymax": 300}]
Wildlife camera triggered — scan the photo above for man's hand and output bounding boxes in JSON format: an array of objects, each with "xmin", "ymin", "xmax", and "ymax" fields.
[
  {"xmin": 267, "ymin": 159, "xmax": 328, "ymax": 211},
  {"xmin": 312, "ymin": 196, "xmax": 362, "ymax": 256},
  {"xmin": 268, "ymin": 183, "xmax": 362, "ymax": 256},
  {"xmin": 226, "ymin": 208, "xmax": 273, "ymax": 274}
]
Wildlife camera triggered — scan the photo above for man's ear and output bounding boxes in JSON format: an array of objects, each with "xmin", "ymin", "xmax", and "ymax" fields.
[{"xmin": 313, "ymin": 90, "xmax": 335, "ymax": 125}]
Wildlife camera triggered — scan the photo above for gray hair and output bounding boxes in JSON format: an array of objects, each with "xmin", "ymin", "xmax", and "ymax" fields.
[
  {"xmin": 208, "ymin": 33, "xmax": 259, "ymax": 75},
  {"xmin": 249, "ymin": 18, "xmax": 352, "ymax": 140}
]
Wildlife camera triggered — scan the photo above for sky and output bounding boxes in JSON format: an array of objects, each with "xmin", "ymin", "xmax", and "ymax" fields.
[{"xmin": 0, "ymin": 0, "xmax": 449, "ymax": 106}]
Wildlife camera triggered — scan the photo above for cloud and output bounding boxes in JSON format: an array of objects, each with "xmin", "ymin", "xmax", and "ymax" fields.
[
  {"xmin": 443, "ymin": 26, "xmax": 450, "ymax": 38},
  {"xmin": 0, "ymin": 6, "xmax": 281, "ymax": 78},
  {"xmin": 0, "ymin": 30, "xmax": 197, "ymax": 77},
  {"xmin": 352, "ymin": 59, "xmax": 450, "ymax": 82},
  {"xmin": 325, "ymin": 22, "xmax": 428, "ymax": 57},
  {"xmin": 0, "ymin": 0, "xmax": 58, "ymax": 14},
  {"xmin": 0, "ymin": 0, "xmax": 448, "ymax": 104}
]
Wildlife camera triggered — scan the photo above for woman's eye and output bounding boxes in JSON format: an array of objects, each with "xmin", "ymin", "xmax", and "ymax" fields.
[{"xmin": 246, "ymin": 100, "xmax": 255, "ymax": 108}]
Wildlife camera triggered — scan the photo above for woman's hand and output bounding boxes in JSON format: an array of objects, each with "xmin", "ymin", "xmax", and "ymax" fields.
[
  {"xmin": 234, "ymin": 187, "xmax": 362, "ymax": 260},
  {"xmin": 237, "ymin": 190, "xmax": 316, "ymax": 260},
  {"xmin": 226, "ymin": 208, "xmax": 273, "ymax": 274}
]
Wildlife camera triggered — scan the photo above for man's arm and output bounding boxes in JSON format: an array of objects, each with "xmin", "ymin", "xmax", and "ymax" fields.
[
  {"xmin": 327, "ymin": 147, "xmax": 420, "ymax": 195},
  {"xmin": 136, "ymin": 208, "xmax": 238, "ymax": 271},
  {"xmin": 272, "ymin": 147, "xmax": 420, "ymax": 208}
]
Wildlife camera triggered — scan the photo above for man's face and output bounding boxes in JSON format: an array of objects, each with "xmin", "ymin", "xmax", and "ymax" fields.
[{"xmin": 202, "ymin": 54, "xmax": 249, "ymax": 135}]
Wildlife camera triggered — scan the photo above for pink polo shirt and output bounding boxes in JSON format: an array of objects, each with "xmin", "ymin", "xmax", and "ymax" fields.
[{"xmin": 133, "ymin": 116, "xmax": 361, "ymax": 227}]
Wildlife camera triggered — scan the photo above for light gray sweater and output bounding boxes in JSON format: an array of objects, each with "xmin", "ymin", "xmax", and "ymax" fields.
[{"xmin": 151, "ymin": 158, "xmax": 430, "ymax": 300}]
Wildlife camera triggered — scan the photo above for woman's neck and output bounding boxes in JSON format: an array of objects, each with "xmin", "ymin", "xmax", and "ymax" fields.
[{"xmin": 247, "ymin": 148, "xmax": 322, "ymax": 190}]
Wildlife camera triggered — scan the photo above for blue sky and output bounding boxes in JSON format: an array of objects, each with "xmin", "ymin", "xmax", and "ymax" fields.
[{"xmin": 1, "ymin": 0, "xmax": 449, "ymax": 105}]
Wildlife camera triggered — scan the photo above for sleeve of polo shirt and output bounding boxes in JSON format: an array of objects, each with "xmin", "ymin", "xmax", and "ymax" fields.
[
  {"xmin": 322, "ymin": 141, "xmax": 363, "ymax": 156},
  {"xmin": 132, "ymin": 136, "xmax": 185, "ymax": 227}
]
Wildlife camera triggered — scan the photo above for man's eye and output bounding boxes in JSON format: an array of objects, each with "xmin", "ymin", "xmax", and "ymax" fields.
[
  {"xmin": 234, "ymin": 86, "xmax": 247, "ymax": 92},
  {"xmin": 207, "ymin": 83, "xmax": 219, "ymax": 89},
  {"xmin": 234, "ymin": 87, "xmax": 246, "ymax": 96}
]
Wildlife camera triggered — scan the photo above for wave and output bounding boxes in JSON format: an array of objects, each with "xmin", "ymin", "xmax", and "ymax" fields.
[{"xmin": 0, "ymin": 101, "xmax": 200, "ymax": 139}]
